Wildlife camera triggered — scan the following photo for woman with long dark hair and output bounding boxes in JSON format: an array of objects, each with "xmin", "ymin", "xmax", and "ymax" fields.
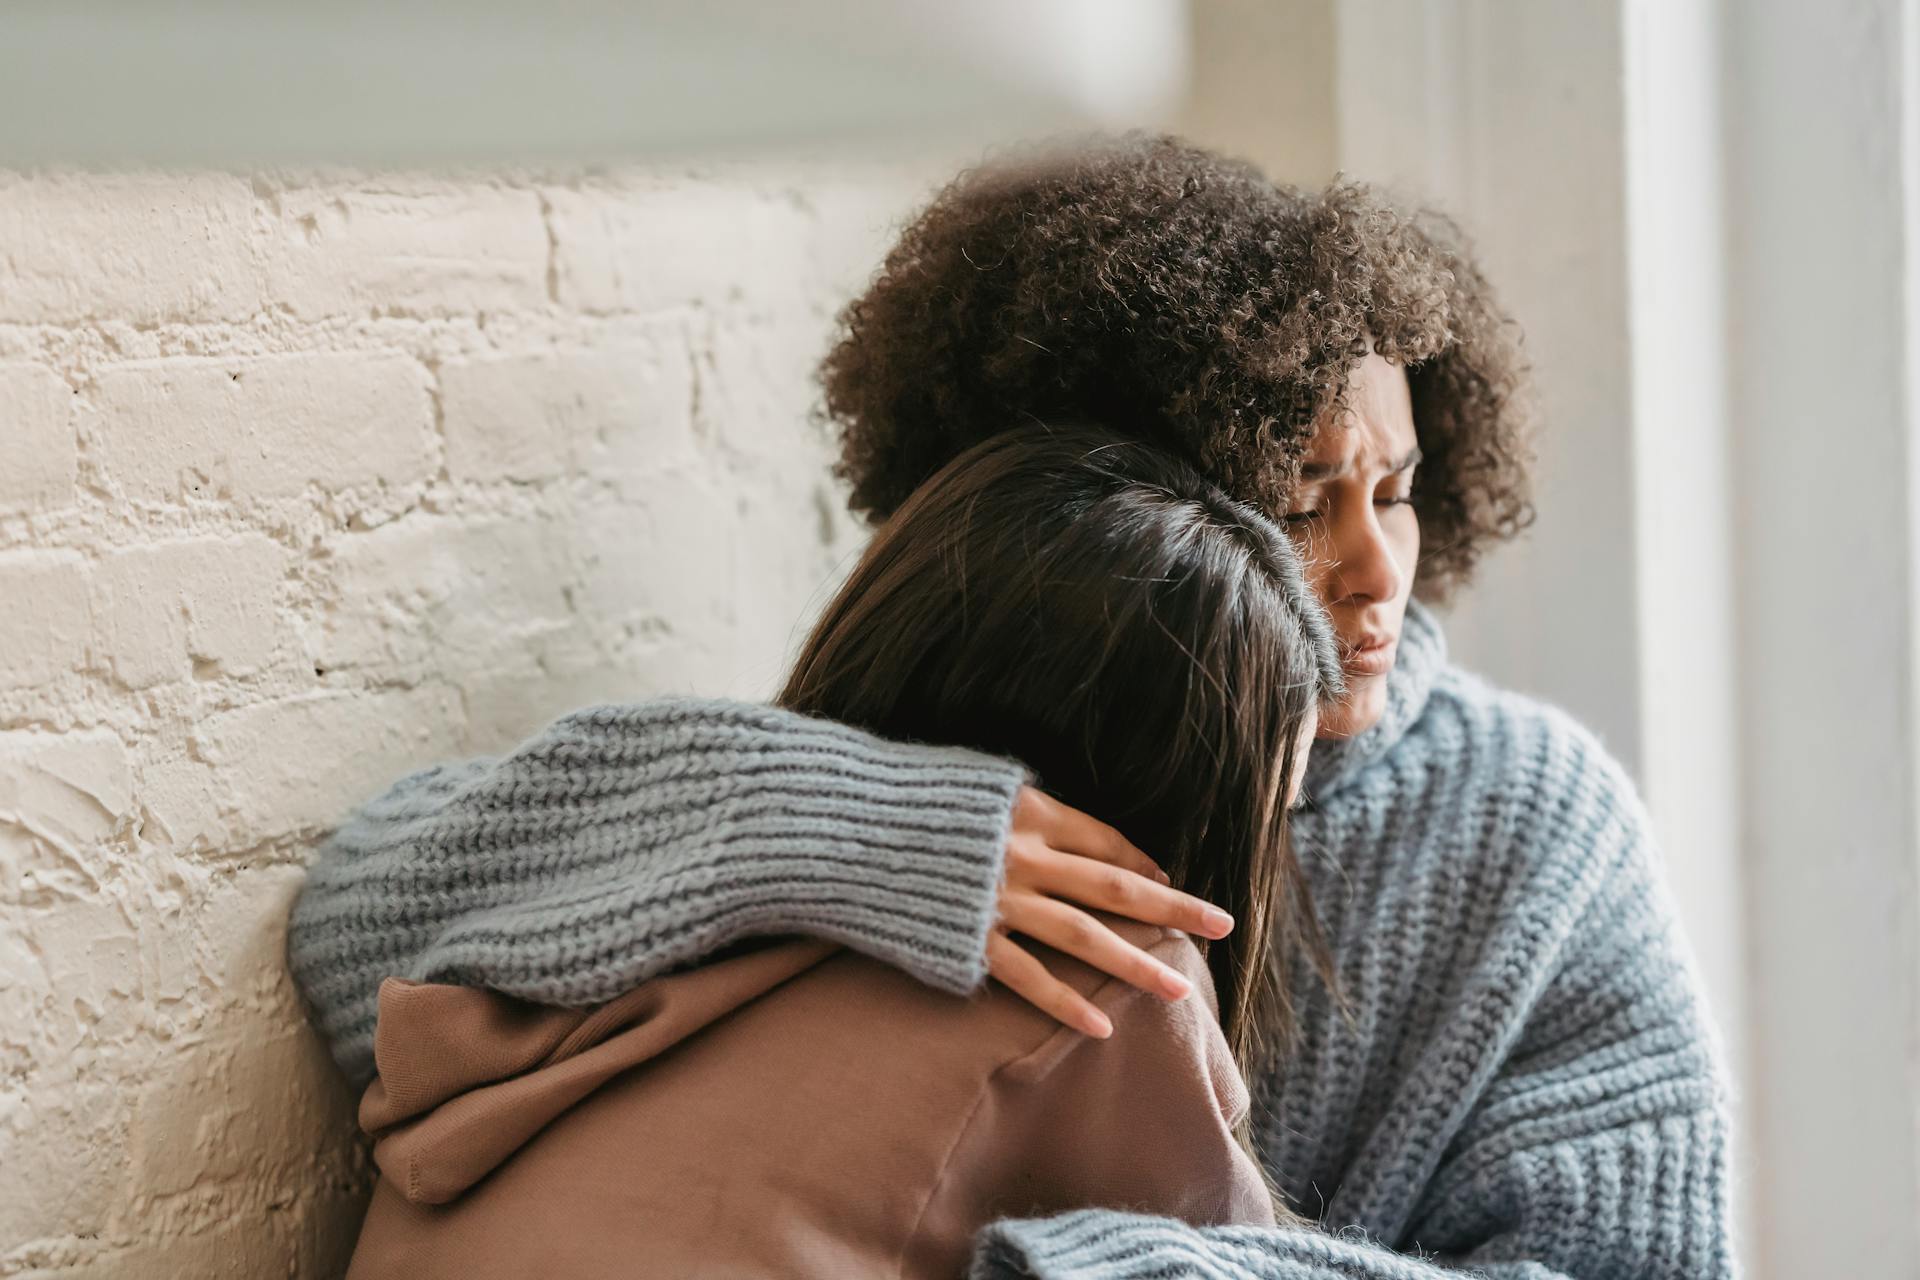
[{"xmin": 340, "ymin": 428, "xmax": 1341, "ymax": 1277}]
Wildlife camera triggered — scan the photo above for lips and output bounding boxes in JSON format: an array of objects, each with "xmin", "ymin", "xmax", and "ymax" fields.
[{"xmin": 1340, "ymin": 633, "xmax": 1398, "ymax": 677}]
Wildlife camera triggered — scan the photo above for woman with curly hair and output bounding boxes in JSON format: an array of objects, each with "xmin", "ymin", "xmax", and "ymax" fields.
[{"xmin": 292, "ymin": 135, "xmax": 1735, "ymax": 1279}]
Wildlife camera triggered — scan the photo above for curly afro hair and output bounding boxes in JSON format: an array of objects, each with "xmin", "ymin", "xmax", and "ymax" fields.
[{"xmin": 819, "ymin": 133, "xmax": 1536, "ymax": 600}]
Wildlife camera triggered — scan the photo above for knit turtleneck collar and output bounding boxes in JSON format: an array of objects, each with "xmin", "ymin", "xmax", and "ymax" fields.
[{"xmin": 1301, "ymin": 598, "xmax": 1446, "ymax": 802}]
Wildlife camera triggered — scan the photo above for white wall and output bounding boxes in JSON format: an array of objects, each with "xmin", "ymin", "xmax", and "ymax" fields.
[
  {"xmin": 1179, "ymin": 0, "xmax": 1336, "ymax": 185},
  {"xmin": 1727, "ymin": 0, "xmax": 1920, "ymax": 1270},
  {"xmin": 0, "ymin": 158, "xmax": 946, "ymax": 1278},
  {"xmin": 1613, "ymin": 8, "xmax": 1755, "ymax": 1262},
  {"xmin": 0, "ymin": 1, "xmax": 1190, "ymax": 167}
]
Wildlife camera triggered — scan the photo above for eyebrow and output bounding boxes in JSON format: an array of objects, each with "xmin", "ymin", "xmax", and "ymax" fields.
[{"xmin": 1299, "ymin": 445, "xmax": 1423, "ymax": 483}]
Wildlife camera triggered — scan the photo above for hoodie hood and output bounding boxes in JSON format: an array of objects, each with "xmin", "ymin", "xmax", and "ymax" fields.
[{"xmin": 359, "ymin": 937, "xmax": 836, "ymax": 1205}]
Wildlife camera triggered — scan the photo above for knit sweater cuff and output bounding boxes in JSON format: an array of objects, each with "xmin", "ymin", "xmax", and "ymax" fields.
[{"xmin": 715, "ymin": 705, "xmax": 1028, "ymax": 994}]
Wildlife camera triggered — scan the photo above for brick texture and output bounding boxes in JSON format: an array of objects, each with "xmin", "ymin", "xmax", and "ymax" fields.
[{"xmin": 0, "ymin": 159, "xmax": 945, "ymax": 1276}]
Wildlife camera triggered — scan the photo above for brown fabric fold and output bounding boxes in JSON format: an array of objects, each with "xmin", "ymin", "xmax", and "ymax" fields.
[{"xmin": 345, "ymin": 919, "xmax": 1274, "ymax": 1279}]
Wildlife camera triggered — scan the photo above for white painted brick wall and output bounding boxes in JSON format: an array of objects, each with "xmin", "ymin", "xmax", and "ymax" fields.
[{"xmin": 0, "ymin": 157, "xmax": 947, "ymax": 1278}]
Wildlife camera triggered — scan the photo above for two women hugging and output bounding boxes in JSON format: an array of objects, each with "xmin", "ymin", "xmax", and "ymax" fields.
[{"xmin": 292, "ymin": 136, "xmax": 1735, "ymax": 1280}]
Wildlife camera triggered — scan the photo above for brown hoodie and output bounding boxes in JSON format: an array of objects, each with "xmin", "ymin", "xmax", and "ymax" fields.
[{"xmin": 344, "ymin": 918, "xmax": 1275, "ymax": 1279}]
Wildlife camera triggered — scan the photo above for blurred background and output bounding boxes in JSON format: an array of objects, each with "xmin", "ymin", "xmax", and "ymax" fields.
[{"xmin": 1, "ymin": 1, "xmax": 1914, "ymax": 1275}]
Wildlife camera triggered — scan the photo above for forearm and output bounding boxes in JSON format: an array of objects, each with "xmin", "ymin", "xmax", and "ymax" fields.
[{"xmin": 288, "ymin": 697, "xmax": 1025, "ymax": 1089}]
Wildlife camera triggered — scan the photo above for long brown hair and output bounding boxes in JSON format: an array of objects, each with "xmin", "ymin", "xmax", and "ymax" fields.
[{"xmin": 779, "ymin": 427, "xmax": 1343, "ymax": 1075}]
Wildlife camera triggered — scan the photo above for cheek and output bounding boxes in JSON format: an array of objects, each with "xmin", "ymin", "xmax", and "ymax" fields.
[
  {"xmin": 1283, "ymin": 527, "xmax": 1333, "ymax": 602},
  {"xmin": 1301, "ymin": 554, "xmax": 1339, "ymax": 607},
  {"xmin": 1388, "ymin": 509, "xmax": 1421, "ymax": 582}
]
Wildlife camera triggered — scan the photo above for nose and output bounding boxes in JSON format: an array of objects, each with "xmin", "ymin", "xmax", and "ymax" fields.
[{"xmin": 1323, "ymin": 505, "xmax": 1405, "ymax": 606}]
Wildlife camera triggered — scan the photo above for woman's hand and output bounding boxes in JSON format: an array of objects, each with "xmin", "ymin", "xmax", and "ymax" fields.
[{"xmin": 987, "ymin": 785, "xmax": 1235, "ymax": 1039}]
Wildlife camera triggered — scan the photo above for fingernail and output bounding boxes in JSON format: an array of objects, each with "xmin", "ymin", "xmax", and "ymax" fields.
[
  {"xmin": 1086, "ymin": 1011, "xmax": 1113, "ymax": 1038},
  {"xmin": 1155, "ymin": 869, "xmax": 1172, "ymax": 886},
  {"xmin": 1201, "ymin": 906, "xmax": 1235, "ymax": 936},
  {"xmin": 1160, "ymin": 969, "xmax": 1192, "ymax": 999}
]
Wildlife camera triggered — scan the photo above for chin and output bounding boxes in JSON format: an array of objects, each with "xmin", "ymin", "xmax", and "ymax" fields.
[{"xmin": 1316, "ymin": 677, "xmax": 1389, "ymax": 741}]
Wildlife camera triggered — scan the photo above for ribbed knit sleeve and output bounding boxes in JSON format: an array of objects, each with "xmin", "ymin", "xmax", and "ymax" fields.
[
  {"xmin": 968, "ymin": 693, "xmax": 1737, "ymax": 1280},
  {"xmin": 288, "ymin": 697, "xmax": 1028, "ymax": 1089}
]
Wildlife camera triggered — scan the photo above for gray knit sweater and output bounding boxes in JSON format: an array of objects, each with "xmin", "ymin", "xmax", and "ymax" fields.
[{"xmin": 288, "ymin": 602, "xmax": 1736, "ymax": 1279}]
